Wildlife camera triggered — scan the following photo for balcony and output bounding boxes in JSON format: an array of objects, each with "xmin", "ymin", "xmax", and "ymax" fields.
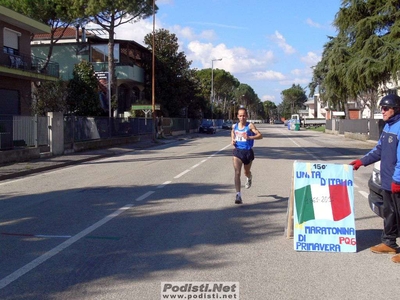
[
  {"xmin": 91, "ymin": 62, "xmax": 144, "ymax": 83},
  {"xmin": 0, "ymin": 50, "xmax": 59, "ymax": 78}
]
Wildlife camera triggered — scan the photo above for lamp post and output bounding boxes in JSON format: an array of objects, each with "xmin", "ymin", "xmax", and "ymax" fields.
[
  {"xmin": 151, "ymin": 0, "xmax": 156, "ymax": 141},
  {"xmin": 211, "ymin": 58, "xmax": 222, "ymax": 119}
]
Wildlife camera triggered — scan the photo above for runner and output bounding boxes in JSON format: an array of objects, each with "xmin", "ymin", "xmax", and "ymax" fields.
[{"xmin": 231, "ymin": 107, "xmax": 263, "ymax": 204}]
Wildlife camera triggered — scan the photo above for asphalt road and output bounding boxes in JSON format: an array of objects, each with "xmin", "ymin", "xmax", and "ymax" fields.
[{"xmin": 0, "ymin": 124, "xmax": 398, "ymax": 300}]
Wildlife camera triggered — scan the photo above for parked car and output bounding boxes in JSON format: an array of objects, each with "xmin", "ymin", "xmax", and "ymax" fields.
[
  {"xmin": 199, "ymin": 120, "xmax": 216, "ymax": 134},
  {"xmin": 273, "ymin": 119, "xmax": 284, "ymax": 124},
  {"xmin": 222, "ymin": 121, "xmax": 233, "ymax": 129},
  {"xmin": 368, "ymin": 161, "xmax": 383, "ymax": 218}
]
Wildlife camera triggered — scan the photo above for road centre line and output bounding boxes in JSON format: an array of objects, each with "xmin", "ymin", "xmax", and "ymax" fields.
[
  {"xmin": 191, "ymin": 162, "xmax": 203, "ymax": 169},
  {"xmin": 174, "ymin": 170, "xmax": 190, "ymax": 179},
  {"xmin": 0, "ymin": 144, "xmax": 232, "ymax": 289},
  {"xmin": 0, "ymin": 203, "xmax": 134, "ymax": 290},
  {"xmin": 135, "ymin": 191, "xmax": 155, "ymax": 201},
  {"xmin": 288, "ymin": 136, "xmax": 320, "ymax": 160},
  {"xmin": 173, "ymin": 144, "xmax": 231, "ymax": 179},
  {"xmin": 157, "ymin": 181, "xmax": 172, "ymax": 188},
  {"xmin": 359, "ymin": 190, "xmax": 368, "ymax": 199}
]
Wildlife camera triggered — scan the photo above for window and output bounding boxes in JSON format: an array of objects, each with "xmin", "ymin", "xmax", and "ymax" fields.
[
  {"xmin": 91, "ymin": 44, "xmax": 119, "ymax": 63},
  {"xmin": 3, "ymin": 28, "xmax": 21, "ymax": 55}
]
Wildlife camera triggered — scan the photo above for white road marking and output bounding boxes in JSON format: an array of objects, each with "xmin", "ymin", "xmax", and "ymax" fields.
[
  {"xmin": 158, "ymin": 181, "xmax": 172, "ymax": 188},
  {"xmin": 0, "ymin": 143, "xmax": 233, "ymax": 289},
  {"xmin": 174, "ymin": 144, "xmax": 230, "ymax": 178},
  {"xmin": 135, "ymin": 191, "xmax": 155, "ymax": 201},
  {"xmin": 191, "ymin": 162, "xmax": 202, "ymax": 169},
  {"xmin": 174, "ymin": 170, "xmax": 190, "ymax": 179},
  {"xmin": 288, "ymin": 136, "xmax": 320, "ymax": 160},
  {"xmin": 0, "ymin": 203, "xmax": 134, "ymax": 289}
]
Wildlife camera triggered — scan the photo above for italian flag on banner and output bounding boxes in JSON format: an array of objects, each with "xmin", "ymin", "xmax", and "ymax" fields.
[
  {"xmin": 295, "ymin": 184, "xmax": 351, "ymax": 224},
  {"xmin": 292, "ymin": 162, "xmax": 356, "ymax": 252}
]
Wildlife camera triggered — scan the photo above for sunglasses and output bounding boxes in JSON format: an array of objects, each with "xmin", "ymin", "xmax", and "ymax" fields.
[{"xmin": 381, "ymin": 106, "xmax": 393, "ymax": 112}]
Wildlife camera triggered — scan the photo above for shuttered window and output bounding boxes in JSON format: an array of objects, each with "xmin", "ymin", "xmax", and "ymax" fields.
[{"xmin": 3, "ymin": 28, "xmax": 20, "ymax": 53}]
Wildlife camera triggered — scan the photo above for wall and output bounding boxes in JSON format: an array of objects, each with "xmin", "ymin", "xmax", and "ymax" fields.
[
  {"xmin": 348, "ymin": 110, "xmax": 360, "ymax": 119},
  {"xmin": 0, "ymin": 76, "xmax": 31, "ymax": 115},
  {"xmin": 0, "ymin": 21, "xmax": 36, "ymax": 115}
]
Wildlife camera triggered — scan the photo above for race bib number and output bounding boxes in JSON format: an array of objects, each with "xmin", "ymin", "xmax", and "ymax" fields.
[{"xmin": 235, "ymin": 131, "xmax": 246, "ymax": 141}]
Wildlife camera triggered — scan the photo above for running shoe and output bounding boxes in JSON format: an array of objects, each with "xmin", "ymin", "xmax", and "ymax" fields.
[
  {"xmin": 245, "ymin": 175, "xmax": 252, "ymax": 189},
  {"xmin": 235, "ymin": 194, "xmax": 243, "ymax": 204}
]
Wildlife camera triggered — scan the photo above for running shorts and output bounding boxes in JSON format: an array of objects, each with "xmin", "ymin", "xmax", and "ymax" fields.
[{"xmin": 233, "ymin": 148, "xmax": 254, "ymax": 165}]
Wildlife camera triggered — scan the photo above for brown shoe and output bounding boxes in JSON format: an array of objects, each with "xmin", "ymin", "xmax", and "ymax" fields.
[
  {"xmin": 370, "ymin": 243, "xmax": 397, "ymax": 254},
  {"xmin": 392, "ymin": 254, "xmax": 400, "ymax": 263}
]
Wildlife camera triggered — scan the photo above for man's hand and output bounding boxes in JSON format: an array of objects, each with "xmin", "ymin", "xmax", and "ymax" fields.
[
  {"xmin": 392, "ymin": 182, "xmax": 400, "ymax": 193},
  {"xmin": 349, "ymin": 159, "xmax": 363, "ymax": 170}
]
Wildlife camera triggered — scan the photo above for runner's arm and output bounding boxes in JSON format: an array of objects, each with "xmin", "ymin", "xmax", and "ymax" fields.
[
  {"xmin": 231, "ymin": 125, "xmax": 236, "ymax": 145},
  {"xmin": 249, "ymin": 123, "xmax": 263, "ymax": 140}
]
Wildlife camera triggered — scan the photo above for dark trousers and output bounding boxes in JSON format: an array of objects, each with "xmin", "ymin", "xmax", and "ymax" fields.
[{"xmin": 382, "ymin": 190, "xmax": 400, "ymax": 247}]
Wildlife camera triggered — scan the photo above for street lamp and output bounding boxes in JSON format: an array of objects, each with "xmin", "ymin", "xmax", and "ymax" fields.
[
  {"xmin": 211, "ymin": 58, "xmax": 222, "ymax": 119},
  {"xmin": 151, "ymin": 0, "xmax": 156, "ymax": 141}
]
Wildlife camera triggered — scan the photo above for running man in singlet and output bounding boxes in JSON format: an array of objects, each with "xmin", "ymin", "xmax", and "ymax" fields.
[{"xmin": 231, "ymin": 107, "xmax": 263, "ymax": 204}]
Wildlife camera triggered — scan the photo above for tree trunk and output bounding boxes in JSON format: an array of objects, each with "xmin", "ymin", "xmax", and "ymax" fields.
[{"xmin": 108, "ymin": 14, "xmax": 116, "ymax": 116}]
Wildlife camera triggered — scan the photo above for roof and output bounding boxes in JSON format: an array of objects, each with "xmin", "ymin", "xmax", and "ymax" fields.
[
  {"xmin": 304, "ymin": 99, "xmax": 315, "ymax": 105},
  {"xmin": 33, "ymin": 27, "xmax": 95, "ymax": 40},
  {"xmin": 33, "ymin": 27, "xmax": 150, "ymax": 52},
  {"xmin": 0, "ymin": 5, "xmax": 50, "ymax": 34}
]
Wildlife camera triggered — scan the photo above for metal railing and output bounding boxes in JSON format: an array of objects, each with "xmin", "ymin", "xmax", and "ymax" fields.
[
  {"xmin": 0, "ymin": 115, "xmax": 49, "ymax": 150},
  {"xmin": 63, "ymin": 116, "xmax": 202, "ymax": 145},
  {"xmin": 1, "ymin": 115, "xmax": 386, "ymax": 152},
  {"xmin": 63, "ymin": 116, "xmax": 155, "ymax": 145},
  {"xmin": 1, "ymin": 114, "xmax": 202, "ymax": 151},
  {"xmin": 0, "ymin": 51, "xmax": 59, "ymax": 78}
]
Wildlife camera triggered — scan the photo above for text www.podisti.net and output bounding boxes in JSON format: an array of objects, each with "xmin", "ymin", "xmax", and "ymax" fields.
[{"xmin": 161, "ymin": 282, "xmax": 239, "ymax": 299}]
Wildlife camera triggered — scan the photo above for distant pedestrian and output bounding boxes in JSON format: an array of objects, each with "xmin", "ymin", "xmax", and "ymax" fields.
[
  {"xmin": 157, "ymin": 114, "xmax": 164, "ymax": 138},
  {"xmin": 350, "ymin": 94, "xmax": 400, "ymax": 263},
  {"xmin": 231, "ymin": 107, "xmax": 263, "ymax": 204}
]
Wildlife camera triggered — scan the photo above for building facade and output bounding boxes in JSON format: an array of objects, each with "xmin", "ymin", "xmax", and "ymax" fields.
[
  {"xmin": 302, "ymin": 94, "xmax": 327, "ymax": 119},
  {"xmin": 0, "ymin": 5, "xmax": 59, "ymax": 116},
  {"xmin": 31, "ymin": 27, "xmax": 152, "ymax": 117}
]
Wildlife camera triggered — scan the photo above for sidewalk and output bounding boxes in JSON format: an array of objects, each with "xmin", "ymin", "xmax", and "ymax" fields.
[{"xmin": 0, "ymin": 136, "xmax": 183, "ymax": 181}]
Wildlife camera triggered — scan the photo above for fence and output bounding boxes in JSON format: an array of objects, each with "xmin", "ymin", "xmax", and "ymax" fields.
[
  {"xmin": 326, "ymin": 119, "xmax": 385, "ymax": 140},
  {"xmin": 63, "ymin": 116, "xmax": 154, "ymax": 147},
  {"xmin": 1, "ymin": 114, "xmax": 206, "ymax": 152},
  {"xmin": 63, "ymin": 116, "xmax": 203, "ymax": 147},
  {"xmin": 3, "ymin": 115, "xmax": 387, "ymax": 152},
  {"xmin": 0, "ymin": 115, "xmax": 49, "ymax": 150}
]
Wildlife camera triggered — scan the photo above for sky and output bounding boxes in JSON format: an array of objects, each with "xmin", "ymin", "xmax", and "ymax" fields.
[{"xmin": 104, "ymin": 0, "xmax": 342, "ymax": 104}]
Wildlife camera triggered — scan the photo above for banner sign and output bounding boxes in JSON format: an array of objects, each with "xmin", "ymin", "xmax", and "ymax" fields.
[
  {"xmin": 293, "ymin": 161, "xmax": 356, "ymax": 252},
  {"xmin": 95, "ymin": 71, "xmax": 109, "ymax": 112}
]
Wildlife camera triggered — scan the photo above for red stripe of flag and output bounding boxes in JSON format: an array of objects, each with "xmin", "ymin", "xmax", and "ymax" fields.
[{"xmin": 328, "ymin": 185, "xmax": 351, "ymax": 221}]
